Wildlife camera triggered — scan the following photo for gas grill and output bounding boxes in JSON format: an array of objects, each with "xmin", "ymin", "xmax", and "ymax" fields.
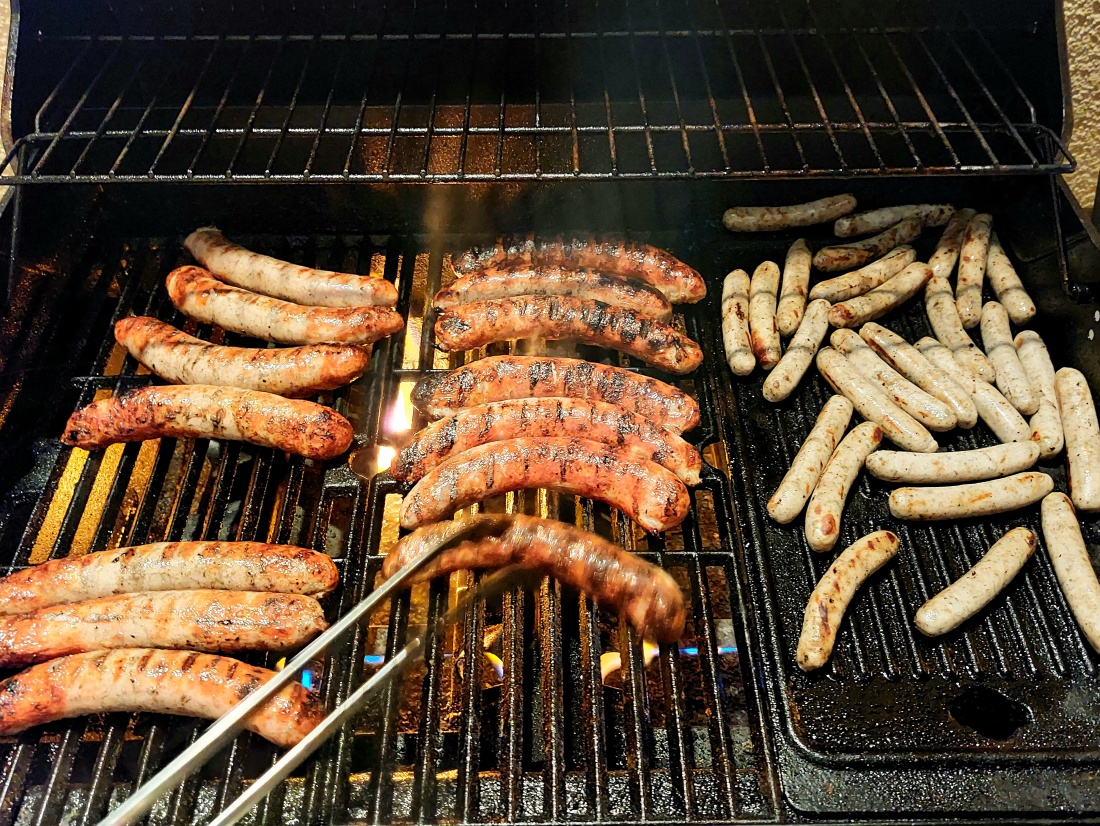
[{"xmin": 0, "ymin": 0, "xmax": 1098, "ymax": 823}]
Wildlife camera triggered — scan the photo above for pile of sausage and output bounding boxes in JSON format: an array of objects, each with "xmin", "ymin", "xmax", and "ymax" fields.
[
  {"xmin": 61, "ymin": 228, "xmax": 404, "ymax": 460},
  {"xmin": 381, "ymin": 236, "xmax": 710, "ymax": 642},
  {"xmin": 0, "ymin": 541, "xmax": 340, "ymax": 746},
  {"xmin": 723, "ymin": 196, "xmax": 1100, "ymax": 671}
]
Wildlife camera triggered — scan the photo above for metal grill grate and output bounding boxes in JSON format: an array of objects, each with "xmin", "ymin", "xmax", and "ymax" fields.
[{"xmin": 3, "ymin": 0, "xmax": 1074, "ymax": 182}]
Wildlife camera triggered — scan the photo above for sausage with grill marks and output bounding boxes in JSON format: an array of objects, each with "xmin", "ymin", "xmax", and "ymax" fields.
[
  {"xmin": 827, "ymin": 262, "xmax": 932, "ymax": 329},
  {"xmin": 762, "ymin": 299, "xmax": 830, "ymax": 403},
  {"xmin": 981, "ymin": 301, "xmax": 1038, "ymax": 415},
  {"xmin": 812, "ymin": 216, "xmax": 923, "ymax": 272},
  {"xmin": 986, "ymin": 232, "xmax": 1035, "ymax": 324},
  {"xmin": 0, "ymin": 590, "xmax": 328, "ymax": 668},
  {"xmin": 399, "ymin": 437, "xmax": 691, "ymax": 534},
  {"xmin": 0, "ymin": 541, "xmax": 339, "ymax": 615},
  {"xmin": 887, "ymin": 471, "xmax": 1053, "ymax": 521},
  {"xmin": 1014, "ymin": 331, "xmax": 1063, "ymax": 459},
  {"xmin": 183, "ymin": 227, "xmax": 398, "ymax": 308},
  {"xmin": 383, "ymin": 515, "xmax": 687, "ymax": 642},
  {"xmin": 451, "ymin": 235, "xmax": 706, "ymax": 304},
  {"xmin": 924, "ymin": 275, "xmax": 995, "ymax": 382},
  {"xmin": 434, "ymin": 296, "xmax": 703, "ymax": 375},
  {"xmin": 866, "ymin": 442, "xmax": 1040, "ymax": 485},
  {"xmin": 433, "ymin": 267, "xmax": 673, "ymax": 320},
  {"xmin": 721, "ymin": 269, "xmax": 755, "ymax": 376},
  {"xmin": 833, "ymin": 204, "xmax": 955, "ymax": 238},
  {"xmin": 114, "ymin": 316, "xmax": 372, "ymax": 397},
  {"xmin": 166, "ymin": 266, "xmax": 404, "ymax": 346},
  {"xmin": 928, "ymin": 208, "xmax": 975, "ymax": 279},
  {"xmin": 808, "ymin": 246, "xmax": 916, "ymax": 304},
  {"xmin": 956, "ymin": 212, "xmax": 993, "ymax": 329},
  {"xmin": 777, "ymin": 239, "xmax": 812, "ymax": 337},
  {"xmin": 409, "ymin": 355, "xmax": 700, "ymax": 433},
  {"xmin": 1042, "ymin": 492, "xmax": 1100, "ymax": 653},
  {"xmin": 721, "ymin": 194, "xmax": 857, "ymax": 232},
  {"xmin": 767, "ymin": 396, "xmax": 853, "ymax": 524},
  {"xmin": 61, "ymin": 385, "xmax": 354, "ymax": 460},
  {"xmin": 748, "ymin": 260, "xmax": 782, "ymax": 369},
  {"xmin": 805, "ymin": 422, "xmax": 882, "ymax": 554},
  {"xmin": 1056, "ymin": 367, "xmax": 1100, "ymax": 512},
  {"xmin": 0, "ymin": 649, "xmax": 324, "ymax": 747}
]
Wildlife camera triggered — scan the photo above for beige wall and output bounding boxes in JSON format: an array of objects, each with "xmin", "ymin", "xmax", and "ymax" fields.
[{"xmin": 1066, "ymin": 1, "xmax": 1100, "ymax": 211}]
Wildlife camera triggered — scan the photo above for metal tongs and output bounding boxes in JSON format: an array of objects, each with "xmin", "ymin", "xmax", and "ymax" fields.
[{"xmin": 98, "ymin": 520, "xmax": 517, "ymax": 826}]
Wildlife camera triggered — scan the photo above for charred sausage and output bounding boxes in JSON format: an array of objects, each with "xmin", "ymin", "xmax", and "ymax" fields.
[
  {"xmin": 0, "ymin": 541, "xmax": 339, "ymax": 614},
  {"xmin": 165, "ymin": 266, "xmax": 404, "ymax": 346},
  {"xmin": 748, "ymin": 261, "xmax": 782, "ymax": 369},
  {"xmin": 434, "ymin": 296, "xmax": 703, "ymax": 375},
  {"xmin": 398, "ymin": 437, "xmax": 690, "ymax": 534},
  {"xmin": 383, "ymin": 514, "xmax": 687, "ymax": 642},
  {"xmin": 722, "ymin": 194, "xmax": 857, "ymax": 232},
  {"xmin": 410, "ymin": 355, "xmax": 700, "ymax": 434},
  {"xmin": 114, "ymin": 316, "xmax": 372, "ymax": 397},
  {"xmin": 0, "ymin": 649, "xmax": 324, "ymax": 747},
  {"xmin": 61, "ymin": 385, "xmax": 354, "ymax": 460},
  {"xmin": 721, "ymin": 269, "xmax": 755, "ymax": 376}
]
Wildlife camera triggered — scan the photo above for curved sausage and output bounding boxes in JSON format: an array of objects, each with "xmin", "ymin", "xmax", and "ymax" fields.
[
  {"xmin": 980, "ymin": 301, "xmax": 1039, "ymax": 415},
  {"xmin": 399, "ymin": 437, "xmax": 690, "ymax": 534},
  {"xmin": 434, "ymin": 296, "xmax": 703, "ymax": 375},
  {"xmin": 767, "ymin": 396, "xmax": 853, "ymax": 524},
  {"xmin": 450, "ymin": 235, "xmax": 706, "ymax": 304},
  {"xmin": 914, "ymin": 527, "xmax": 1037, "ymax": 636},
  {"xmin": 812, "ymin": 216, "xmax": 922, "ymax": 272},
  {"xmin": 986, "ymin": 233, "xmax": 1035, "ymax": 324},
  {"xmin": 797, "ymin": 530, "xmax": 899, "ymax": 671},
  {"xmin": 815, "ymin": 347, "xmax": 938, "ymax": 453},
  {"xmin": 808, "ymin": 246, "xmax": 916, "ymax": 303},
  {"xmin": 763, "ymin": 299, "xmax": 830, "ymax": 403},
  {"xmin": 721, "ymin": 194, "xmax": 856, "ymax": 232},
  {"xmin": 433, "ymin": 267, "xmax": 672, "ymax": 320},
  {"xmin": 924, "ymin": 275, "xmax": 996, "ymax": 383},
  {"xmin": 827, "ymin": 262, "xmax": 932, "ymax": 329},
  {"xmin": 748, "ymin": 261, "xmax": 782, "ymax": 369},
  {"xmin": 831, "ymin": 328, "xmax": 957, "ymax": 432},
  {"xmin": 866, "ymin": 441, "xmax": 1039, "ymax": 485},
  {"xmin": 955, "ymin": 212, "xmax": 993, "ymax": 329},
  {"xmin": 0, "ymin": 649, "xmax": 324, "ymax": 747},
  {"xmin": 1014, "ymin": 331, "xmax": 1063, "ymax": 459},
  {"xmin": 0, "ymin": 541, "xmax": 339, "ymax": 614},
  {"xmin": 777, "ymin": 239, "xmax": 812, "ymax": 336},
  {"xmin": 833, "ymin": 204, "xmax": 955, "ymax": 238},
  {"xmin": 928, "ymin": 208, "xmax": 975, "ymax": 279},
  {"xmin": 391, "ymin": 397, "xmax": 702, "ymax": 485},
  {"xmin": 1041, "ymin": 492, "xmax": 1100, "ymax": 653},
  {"xmin": 383, "ymin": 515, "xmax": 687, "ymax": 642},
  {"xmin": 165, "ymin": 266, "xmax": 404, "ymax": 346},
  {"xmin": 887, "ymin": 471, "xmax": 1053, "ymax": 521},
  {"xmin": 0, "ymin": 590, "xmax": 327, "ymax": 667},
  {"xmin": 721, "ymin": 269, "xmax": 755, "ymax": 376},
  {"xmin": 409, "ymin": 356, "xmax": 700, "ymax": 434},
  {"xmin": 183, "ymin": 227, "xmax": 398, "ymax": 308},
  {"xmin": 61, "ymin": 385, "xmax": 354, "ymax": 460},
  {"xmin": 1055, "ymin": 367, "xmax": 1100, "ymax": 512},
  {"xmin": 114, "ymin": 316, "xmax": 372, "ymax": 398},
  {"xmin": 805, "ymin": 422, "xmax": 882, "ymax": 553}
]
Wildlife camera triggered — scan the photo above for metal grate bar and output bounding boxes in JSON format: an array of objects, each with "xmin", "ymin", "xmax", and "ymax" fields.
[
  {"xmin": 303, "ymin": 35, "xmax": 353, "ymax": 179},
  {"xmin": 265, "ymin": 35, "xmax": 319, "ymax": 175},
  {"xmin": 225, "ymin": 36, "xmax": 287, "ymax": 177},
  {"xmin": 188, "ymin": 38, "xmax": 254, "ymax": 176},
  {"xmin": 743, "ymin": 5, "xmax": 809, "ymax": 172},
  {"xmin": 621, "ymin": 0, "xmax": 660, "ymax": 175}
]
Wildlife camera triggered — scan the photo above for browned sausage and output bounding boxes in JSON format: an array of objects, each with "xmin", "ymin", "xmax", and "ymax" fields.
[
  {"xmin": 434, "ymin": 296, "xmax": 703, "ymax": 375},
  {"xmin": 0, "ymin": 649, "xmax": 324, "ymax": 747},
  {"xmin": 391, "ymin": 397, "xmax": 701, "ymax": 485},
  {"xmin": 165, "ymin": 266, "xmax": 404, "ymax": 346},
  {"xmin": 0, "ymin": 590, "xmax": 327, "ymax": 667},
  {"xmin": 410, "ymin": 356, "xmax": 700, "ymax": 433},
  {"xmin": 115, "ymin": 316, "xmax": 372, "ymax": 397},
  {"xmin": 61, "ymin": 385, "xmax": 354, "ymax": 460},
  {"xmin": 0, "ymin": 541, "xmax": 339, "ymax": 615},
  {"xmin": 451, "ymin": 235, "xmax": 706, "ymax": 304},
  {"xmin": 433, "ymin": 267, "xmax": 673, "ymax": 320},
  {"xmin": 383, "ymin": 514, "xmax": 687, "ymax": 642},
  {"xmin": 399, "ymin": 437, "xmax": 691, "ymax": 533}
]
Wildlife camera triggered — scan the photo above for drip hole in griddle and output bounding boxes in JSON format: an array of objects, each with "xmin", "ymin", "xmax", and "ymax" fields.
[{"xmin": 949, "ymin": 685, "xmax": 1032, "ymax": 740}]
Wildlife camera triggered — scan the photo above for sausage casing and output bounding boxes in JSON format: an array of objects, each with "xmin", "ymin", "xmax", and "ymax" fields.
[
  {"xmin": 955, "ymin": 212, "xmax": 993, "ymax": 329},
  {"xmin": 184, "ymin": 227, "xmax": 398, "ymax": 308},
  {"xmin": 399, "ymin": 437, "xmax": 691, "ymax": 533},
  {"xmin": 1014, "ymin": 331, "xmax": 1063, "ymax": 459},
  {"xmin": 812, "ymin": 216, "xmax": 922, "ymax": 272},
  {"xmin": 434, "ymin": 296, "xmax": 703, "ymax": 375},
  {"xmin": 763, "ymin": 299, "xmax": 830, "ymax": 403},
  {"xmin": 980, "ymin": 301, "xmax": 1039, "ymax": 415},
  {"xmin": 887, "ymin": 471, "xmax": 1053, "ymax": 521},
  {"xmin": 0, "ymin": 541, "xmax": 339, "ymax": 614},
  {"xmin": 805, "ymin": 422, "xmax": 882, "ymax": 553},
  {"xmin": 0, "ymin": 590, "xmax": 328, "ymax": 667},
  {"xmin": 808, "ymin": 246, "xmax": 916, "ymax": 304},
  {"xmin": 748, "ymin": 261, "xmax": 782, "ymax": 369},
  {"xmin": 391, "ymin": 397, "xmax": 702, "ymax": 485},
  {"xmin": 721, "ymin": 269, "xmax": 755, "ymax": 376},
  {"xmin": 833, "ymin": 204, "xmax": 955, "ymax": 238},
  {"xmin": 383, "ymin": 515, "xmax": 687, "ymax": 642},
  {"xmin": 1055, "ymin": 367, "xmax": 1100, "ymax": 512},
  {"xmin": 914, "ymin": 527, "xmax": 1037, "ymax": 636},
  {"xmin": 924, "ymin": 275, "xmax": 996, "ymax": 383},
  {"xmin": 1041, "ymin": 492, "xmax": 1100, "ymax": 653},
  {"xmin": 777, "ymin": 239, "xmax": 812, "ymax": 336},
  {"xmin": 721, "ymin": 194, "xmax": 857, "ymax": 232},
  {"xmin": 409, "ymin": 356, "xmax": 700, "ymax": 433},
  {"xmin": 0, "ymin": 649, "xmax": 323, "ymax": 747},
  {"xmin": 866, "ymin": 441, "xmax": 1039, "ymax": 484},
  {"xmin": 114, "ymin": 316, "xmax": 372, "ymax": 398},
  {"xmin": 767, "ymin": 395, "xmax": 853, "ymax": 524},
  {"xmin": 166, "ymin": 266, "xmax": 404, "ymax": 346},
  {"xmin": 986, "ymin": 233, "xmax": 1035, "ymax": 325},
  {"xmin": 928, "ymin": 208, "xmax": 976, "ymax": 279},
  {"xmin": 61, "ymin": 385, "xmax": 354, "ymax": 460},
  {"xmin": 827, "ymin": 262, "xmax": 932, "ymax": 329},
  {"xmin": 797, "ymin": 530, "xmax": 899, "ymax": 671}
]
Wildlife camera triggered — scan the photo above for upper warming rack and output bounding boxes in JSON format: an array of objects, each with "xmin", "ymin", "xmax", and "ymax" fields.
[{"xmin": 1, "ymin": 0, "xmax": 1074, "ymax": 182}]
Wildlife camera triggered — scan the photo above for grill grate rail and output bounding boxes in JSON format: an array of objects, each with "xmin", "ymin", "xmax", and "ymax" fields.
[{"xmin": 4, "ymin": 0, "xmax": 1074, "ymax": 182}]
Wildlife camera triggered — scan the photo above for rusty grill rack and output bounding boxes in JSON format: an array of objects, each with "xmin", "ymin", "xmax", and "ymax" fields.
[{"xmin": 2, "ymin": 0, "xmax": 1075, "ymax": 182}]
